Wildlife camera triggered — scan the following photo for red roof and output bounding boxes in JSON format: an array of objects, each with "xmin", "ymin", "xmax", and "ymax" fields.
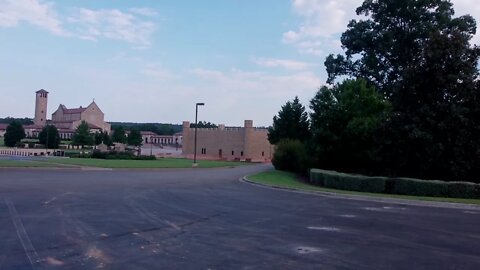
[
  {"xmin": 63, "ymin": 107, "xmax": 86, "ymax": 114},
  {"xmin": 87, "ymin": 123, "xmax": 102, "ymax": 129},
  {"xmin": 23, "ymin": 124, "xmax": 45, "ymax": 129}
]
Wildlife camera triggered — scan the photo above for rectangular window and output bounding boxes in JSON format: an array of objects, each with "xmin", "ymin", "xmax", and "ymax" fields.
[
  {"xmin": 232, "ymin": 151, "xmax": 234, "ymax": 156},
  {"xmin": 262, "ymin": 151, "xmax": 265, "ymax": 157},
  {"xmin": 241, "ymin": 151, "xmax": 243, "ymax": 156}
]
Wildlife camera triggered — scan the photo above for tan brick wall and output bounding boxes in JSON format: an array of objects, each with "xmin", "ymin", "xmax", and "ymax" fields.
[
  {"xmin": 34, "ymin": 92, "xmax": 48, "ymax": 126},
  {"xmin": 182, "ymin": 120, "xmax": 273, "ymax": 162},
  {"xmin": 81, "ymin": 102, "xmax": 105, "ymax": 131}
]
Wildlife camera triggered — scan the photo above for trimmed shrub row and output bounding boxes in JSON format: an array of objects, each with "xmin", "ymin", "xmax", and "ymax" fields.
[
  {"xmin": 73, "ymin": 150, "xmax": 156, "ymax": 160},
  {"xmin": 310, "ymin": 169, "xmax": 480, "ymax": 199}
]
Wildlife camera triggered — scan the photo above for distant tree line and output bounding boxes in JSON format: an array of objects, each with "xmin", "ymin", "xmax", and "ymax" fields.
[
  {"xmin": 0, "ymin": 117, "xmax": 33, "ymax": 125},
  {"xmin": 270, "ymin": 0, "xmax": 480, "ymax": 183},
  {"xmin": 2, "ymin": 121, "xmax": 144, "ymax": 149},
  {"xmin": 110, "ymin": 122, "xmax": 181, "ymax": 135},
  {"xmin": 190, "ymin": 121, "xmax": 217, "ymax": 128}
]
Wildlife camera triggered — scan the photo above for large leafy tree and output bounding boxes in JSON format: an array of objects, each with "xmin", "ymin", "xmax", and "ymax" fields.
[
  {"xmin": 310, "ymin": 79, "xmax": 391, "ymax": 174},
  {"xmin": 94, "ymin": 131, "xmax": 113, "ymax": 146},
  {"xmin": 112, "ymin": 126, "xmax": 127, "ymax": 143},
  {"xmin": 325, "ymin": 0, "xmax": 480, "ymax": 180},
  {"xmin": 102, "ymin": 131, "xmax": 113, "ymax": 146},
  {"xmin": 94, "ymin": 132, "xmax": 103, "ymax": 145},
  {"xmin": 127, "ymin": 129, "xmax": 143, "ymax": 147},
  {"xmin": 72, "ymin": 121, "xmax": 94, "ymax": 147},
  {"xmin": 268, "ymin": 96, "xmax": 310, "ymax": 144},
  {"xmin": 38, "ymin": 125, "xmax": 60, "ymax": 149},
  {"xmin": 4, "ymin": 121, "xmax": 25, "ymax": 147}
]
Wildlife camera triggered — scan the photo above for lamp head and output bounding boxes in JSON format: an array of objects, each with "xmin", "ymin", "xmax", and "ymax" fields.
[{"xmin": 196, "ymin": 102, "xmax": 205, "ymax": 106}]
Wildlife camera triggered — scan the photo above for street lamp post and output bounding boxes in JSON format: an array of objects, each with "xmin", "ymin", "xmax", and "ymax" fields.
[
  {"xmin": 45, "ymin": 125, "xmax": 49, "ymax": 156},
  {"xmin": 193, "ymin": 102, "xmax": 205, "ymax": 165}
]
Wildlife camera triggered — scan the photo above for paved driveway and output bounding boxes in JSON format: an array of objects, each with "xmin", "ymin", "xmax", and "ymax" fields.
[{"xmin": 0, "ymin": 165, "xmax": 479, "ymax": 269}]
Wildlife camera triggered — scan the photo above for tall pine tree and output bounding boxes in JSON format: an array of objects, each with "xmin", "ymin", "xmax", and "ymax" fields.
[{"xmin": 268, "ymin": 96, "xmax": 310, "ymax": 144}]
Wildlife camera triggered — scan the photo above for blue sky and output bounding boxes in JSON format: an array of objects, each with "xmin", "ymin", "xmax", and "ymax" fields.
[{"xmin": 1, "ymin": 0, "xmax": 478, "ymax": 126}]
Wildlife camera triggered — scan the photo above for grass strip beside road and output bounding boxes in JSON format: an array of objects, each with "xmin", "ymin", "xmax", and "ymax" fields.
[
  {"xmin": 248, "ymin": 170, "xmax": 480, "ymax": 205},
  {"xmin": 0, "ymin": 159, "xmax": 68, "ymax": 168},
  {"xmin": 29, "ymin": 157, "xmax": 247, "ymax": 169}
]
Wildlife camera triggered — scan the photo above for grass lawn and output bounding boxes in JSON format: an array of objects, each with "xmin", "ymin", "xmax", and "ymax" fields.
[
  {"xmin": 248, "ymin": 170, "xmax": 480, "ymax": 205},
  {"xmin": 30, "ymin": 157, "xmax": 248, "ymax": 169}
]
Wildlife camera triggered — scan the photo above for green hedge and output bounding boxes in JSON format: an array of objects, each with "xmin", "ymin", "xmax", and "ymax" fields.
[
  {"xmin": 310, "ymin": 169, "xmax": 480, "ymax": 199},
  {"xmin": 90, "ymin": 150, "xmax": 156, "ymax": 160},
  {"xmin": 310, "ymin": 169, "xmax": 387, "ymax": 193}
]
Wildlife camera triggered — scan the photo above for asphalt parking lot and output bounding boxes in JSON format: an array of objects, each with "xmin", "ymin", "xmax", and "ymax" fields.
[{"xmin": 1, "ymin": 164, "xmax": 479, "ymax": 269}]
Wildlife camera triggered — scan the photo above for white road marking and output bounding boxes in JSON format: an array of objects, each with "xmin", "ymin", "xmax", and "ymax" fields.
[
  {"xmin": 339, "ymin": 214, "xmax": 357, "ymax": 218},
  {"xmin": 363, "ymin": 207, "xmax": 383, "ymax": 211},
  {"xmin": 5, "ymin": 198, "xmax": 40, "ymax": 268},
  {"xmin": 295, "ymin": 246, "xmax": 323, "ymax": 254},
  {"xmin": 43, "ymin": 196, "xmax": 57, "ymax": 205},
  {"xmin": 307, "ymin": 226, "xmax": 341, "ymax": 232}
]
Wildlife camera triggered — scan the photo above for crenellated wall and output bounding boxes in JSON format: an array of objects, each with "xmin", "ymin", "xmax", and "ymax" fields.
[{"xmin": 182, "ymin": 120, "xmax": 273, "ymax": 162}]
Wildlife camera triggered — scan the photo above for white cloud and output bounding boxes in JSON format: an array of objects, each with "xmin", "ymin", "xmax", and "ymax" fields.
[
  {"xmin": 186, "ymin": 68, "xmax": 322, "ymax": 125},
  {"xmin": 284, "ymin": 0, "xmax": 480, "ymax": 56},
  {"xmin": 0, "ymin": 0, "xmax": 67, "ymax": 35},
  {"xmin": 129, "ymin": 8, "xmax": 158, "ymax": 17},
  {"xmin": 0, "ymin": 0, "xmax": 157, "ymax": 47},
  {"xmin": 68, "ymin": 8, "xmax": 156, "ymax": 47},
  {"xmin": 191, "ymin": 67, "xmax": 321, "ymax": 101},
  {"xmin": 141, "ymin": 64, "xmax": 178, "ymax": 80},
  {"xmin": 252, "ymin": 57, "xmax": 316, "ymax": 70},
  {"xmin": 283, "ymin": 0, "xmax": 362, "ymax": 56},
  {"xmin": 190, "ymin": 68, "xmax": 322, "ymax": 97}
]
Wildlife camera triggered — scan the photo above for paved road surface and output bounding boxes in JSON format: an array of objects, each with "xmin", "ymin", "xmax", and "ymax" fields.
[{"xmin": 0, "ymin": 165, "xmax": 479, "ymax": 269}]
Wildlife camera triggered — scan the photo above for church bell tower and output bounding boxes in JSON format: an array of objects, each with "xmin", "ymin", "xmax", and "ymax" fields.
[{"xmin": 34, "ymin": 89, "xmax": 48, "ymax": 126}]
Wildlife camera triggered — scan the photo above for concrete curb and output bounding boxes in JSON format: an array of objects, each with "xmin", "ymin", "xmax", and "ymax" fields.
[{"xmin": 240, "ymin": 176, "xmax": 480, "ymax": 210}]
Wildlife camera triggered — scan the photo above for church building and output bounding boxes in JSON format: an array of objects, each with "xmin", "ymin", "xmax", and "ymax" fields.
[{"xmin": 25, "ymin": 89, "xmax": 111, "ymax": 139}]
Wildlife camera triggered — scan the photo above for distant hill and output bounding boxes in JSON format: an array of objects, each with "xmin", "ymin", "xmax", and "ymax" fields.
[{"xmin": 109, "ymin": 122, "xmax": 182, "ymax": 135}]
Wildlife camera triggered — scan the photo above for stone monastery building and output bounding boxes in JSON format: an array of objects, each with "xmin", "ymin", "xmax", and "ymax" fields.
[
  {"xmin": 182, "ymin": 120, "xmax": 273, "ymax": 162},
  {"xmin": 26, "ymin": 89, "xmax": 110, "ymax": 139}
]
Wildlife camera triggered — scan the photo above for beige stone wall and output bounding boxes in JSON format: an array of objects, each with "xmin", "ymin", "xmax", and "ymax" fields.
[
  {"xmin": 182, "ymin": 120, "xmax": 273, "ymax": 162},
  {"xmin": 81, "ymin": 102, "xmax": 105, "ymax": 130},
  {"xmin": 34, "ymin": 92, "xmax": 48, "ymax": 126},
  {"xmin": 51, "ymin": 102, "xmax": 110, "ymax": 133},
  {"xmin": 52, "ymin": 109, "xmax": 81, "ymax": 122}
]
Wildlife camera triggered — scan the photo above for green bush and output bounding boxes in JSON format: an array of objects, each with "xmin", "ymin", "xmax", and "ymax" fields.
[
  {"xmin": 310, "ymin": 169, "xmax": 326, "ymax": 186},
  {"xmin": 89, "ymin": 150, "xmax": 156, "ymax": 160},
  {"xmin": 393, "ymin": 178, "xmax": 448, "ymax": 197},
  {"xmin": 309, "ymin": 169, "xmax": 387, "ymax": 193},
  {"xmin": 272, "ymin": 139, "xmax": 308, "ymax": 174},
  {"xmin": 309, "ymin": 169, "xmax": 480, "ymax": 199},
  {"xmin": 445, "ymin": 182, "xmax": 478, "ymax": 199},
  {"xmin": 360, "ymin": 177, "xmax": 389, "ymax": 193},
  {"xmin": 134, "ymin": 155, "xmax": 156, "ymax": 160}
]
